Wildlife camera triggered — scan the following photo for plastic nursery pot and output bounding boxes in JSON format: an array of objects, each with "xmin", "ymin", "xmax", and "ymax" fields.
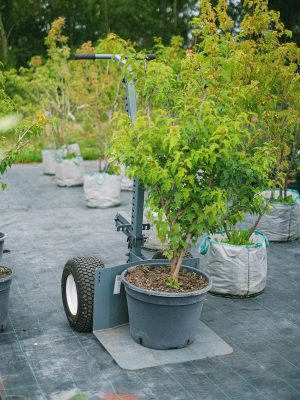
[
  {"xmin": 0, "ymin": 232, "xmax": 7, "ymax": 263},
  {"xmin": 0, "ymin": 266, "xmax": 13, "ymax": 332},
  {"xmin": 121, "ymin": 263, "xmax": 212, "ymax": 350}
]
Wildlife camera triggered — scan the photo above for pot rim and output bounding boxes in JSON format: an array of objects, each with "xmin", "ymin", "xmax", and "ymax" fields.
[
  {"xmin": 0, "ymin": 232, "xmax": 7, "ymax": 242},
  {"xmin": 0, "ymin": 266, "xmax": 13, "ymax": 282},
  {"xmin": 121, "ymin": 263, "xmax": 212, "ymax": 298}
]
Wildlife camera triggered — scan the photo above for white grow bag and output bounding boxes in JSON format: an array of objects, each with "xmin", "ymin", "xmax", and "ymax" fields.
[
  {"xmin": 120, "ymin": 165, "xmax": 133, "ymax": 191},
  {"xmin": 143, "ymin": 225, "xmax": 164, "ymax": 251},
  {"xmin": 257, "ymin": 190, "xmax": 300, "ymax": 242},
  {"xmin": 199, "ymin": 231, "xmax": 269, "ymax": 297},
  {"xmin": 142, "ymin": 210, "xmax": 165, "ymax": 251},
  {"xmin": 84, "ymin": 173, "xmax": 121, "ymax": 208},
  {"xmin": 56, "ymin": 143, "xmax": 81, "ymax": 159},
  {"xmin": 42, "ymin": 149, "xmax": 56, "ymax": 175},
  {"xmin": 55, "ymin": 157, "xmax": 84, "ymax": 187}
]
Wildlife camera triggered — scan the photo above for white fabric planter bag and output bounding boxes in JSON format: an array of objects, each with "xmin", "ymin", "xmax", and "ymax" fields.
[
  {"xmin": 143, "ymin": 225, "xmax": 164, "ymax": 250},
  {"xmin": 42, "ymin": 149, "xmax": 56, "ymax": 175},
  {"xmin": 199, "ymin": 231, "xmax": 269, "ymax": 297},
  {"xmin": 120, "ymin": 165, "xmax": 133, "ymax": 191},
  {"xmin": 56, "ymin": 143, "xmax": 81, "ymax": 159},
  {"xmin": 121, "ymin": 176, "xmax": 133, "ymax": 191},
  {"xmin": 84, "ymin": 173, "xmax": 121, "ymax": 208},
  {"xmin": 257, "ymin": 190, "xmax": 300, "ymax": 242},
  {"xmin": 142, "ymin": 210, "xmax": 166, "ymax": 250},
  {"xmin": 55, "ymin": 157, "xmax": 84, "ymax": 187}
]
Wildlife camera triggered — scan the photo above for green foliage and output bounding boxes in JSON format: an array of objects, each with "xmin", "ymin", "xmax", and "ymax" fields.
[
  {"xmin": 6, "ymin": 21, "xmax": 134, "ymax": 171},
  {"xmin": 111, "ymin": 0, "xmax": 300, "ymax": 279},
  {"xmin": 219, "ymin": 230, "xmax": 254, "ymax": 246},
  {"xmin": 0, "ymin": 0, "xmax": 199, "ymax": 68},
  {"xmin": 0, "ymin": 119, "xmax": 42, "ymax": 188},
  {"xmin": 166, "ymin": 277, "xmax": 182, "ymax": 290},
  {"xmin": 271, "ymin": 194, "xmax": 295, "ymax": 205},
  {"xmin": 0, "ymin": 67, "xmax": 42, "ymax": 188},
  {"xmin": 63, "ymin": 152, "xmax": 78, "ymax": 160}
]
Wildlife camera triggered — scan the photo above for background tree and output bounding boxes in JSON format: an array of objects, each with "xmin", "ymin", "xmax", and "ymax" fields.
[
  {"xmin": 225, "ymin": 0, "xmax": 300, "ymax": 44},
  {"xmin": 0, "ymin": 0, "xmax": 199, "ymax": 68},
  {"xmin": 0, "ymin": 68, "xmax": 42, "ymax": 188}
]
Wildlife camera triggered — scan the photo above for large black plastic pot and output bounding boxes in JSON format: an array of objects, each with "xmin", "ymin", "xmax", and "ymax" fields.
[
  {"xmin": 0, "ymin": 232, "xmax": 7, "ymax": 263},
  {"xmin": 121, "ymin": 264, "xmax": 212, "ymax": 350},
  {"xmin": 0, "ymin": 266, "xmax": 13, "ymax": 332}
]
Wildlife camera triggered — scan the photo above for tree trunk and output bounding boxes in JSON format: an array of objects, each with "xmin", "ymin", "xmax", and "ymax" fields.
[
  {"xmin": 160, "ymin": 0, "xmax": 167, "ymax": 29},
  {"xmin": 171, "ymin": 233, "xmax": 192, "ymax": 280},
  {"xmin": 0, "ymin": 13, "xmax": 8, "ymax": 63},
  {"xmin": 103, "ymin": 0, "xmax": 110, "ymax": 35},
  {"xmin": 173, "ymin": 0, "xmax": 178, "ymax": 28}
]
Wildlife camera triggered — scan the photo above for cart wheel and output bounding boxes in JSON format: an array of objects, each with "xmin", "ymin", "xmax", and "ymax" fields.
[
  {"xmin": 61, "ymin": 256, "xmax": 105, "ymax": 332},
  {"xmin": 152, "ymin": 250, "xmax": 193, "ymax": 259}
]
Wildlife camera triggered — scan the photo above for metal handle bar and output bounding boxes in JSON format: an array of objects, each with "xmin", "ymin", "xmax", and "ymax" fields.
[{"xmin": 73, "ymin": 53, "xmax": 156, "ymax": 60}]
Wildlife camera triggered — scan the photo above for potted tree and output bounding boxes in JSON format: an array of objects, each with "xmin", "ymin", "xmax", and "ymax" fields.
[
  {"xmin": 113, "ymin": 108, "xmax": 215, "ymax": 350},
  {"xmin": 75, "ymin": 36, "xmax": 133, "ymax": 207},
  {"xmin": 191, "ymin": 0, "xmax": 299, "ymax": 295},
  {"xmin": 112, "ymin": 0, "xmax": 284, "ymax": 331},
  {"xmin": 256, "ymin": 109, "xmax": 300, "ymax": 241},
  {"xmin": 10, "ymin": 19, "xmax": 84, "ymax": 177},
  {"xmin": 213, "ymin": 0, "xmax": 300, "ymax": 242},
  {"xmin": 110, "ymin": 28, "xmax": 276, "ymax": 347},
  {"xmin": 245, "ymin": 7, "xmax": 300, "ymax": 241}
]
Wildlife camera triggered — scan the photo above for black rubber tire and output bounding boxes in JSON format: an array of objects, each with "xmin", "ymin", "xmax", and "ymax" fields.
[
  {"xmin": 152, "ymin": 250, "xmax": 194, "ymax": 260},
  {"xmin": 61, "ymin": 256, "xmax": 105, "ymax": 332}
]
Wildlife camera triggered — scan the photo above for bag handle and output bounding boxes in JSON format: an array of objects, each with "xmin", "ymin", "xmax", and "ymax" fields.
[
  {"xmin": 198, "ymin": 236, "xmax": 212, "ymax": 255},
  {"xmin": 254, "ymin": 230, "xmax": 270, "ymax": 247}
]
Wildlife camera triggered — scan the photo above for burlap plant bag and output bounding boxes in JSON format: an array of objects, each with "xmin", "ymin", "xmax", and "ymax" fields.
[
  {"xmin": 257, "ymin": 190, "xmax": 300, "ymax": 242},
  {"xmin": 199, "ymin": 231, "xmax": 269, "ymax": 297},
  {"xmin": 83, "ymin": 173, "xmax": 121, "ymax": 208},
  {"xmin": 55, "ymin": 157, "xmax": 84, "ymax": 187},
  {"xmin": 42, "ymin": 149, "xmax": 56, "ymax": 175}
]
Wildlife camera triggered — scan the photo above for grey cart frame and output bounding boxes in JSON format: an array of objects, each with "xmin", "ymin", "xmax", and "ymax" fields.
[{"xmin": 73, "ymin": 53, "xmax": 199, "ymax": 331}]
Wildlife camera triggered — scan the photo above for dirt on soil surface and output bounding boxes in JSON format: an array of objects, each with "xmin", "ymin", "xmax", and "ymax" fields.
[
  {"xmin": 0, "ymin": 267, "xmax": 11, "ymax": 278},
  {"xmin": 125, "ymin": 265, "xmax": 208, "ymax": 293}
]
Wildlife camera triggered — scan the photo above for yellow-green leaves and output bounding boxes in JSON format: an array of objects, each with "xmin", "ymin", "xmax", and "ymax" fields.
[{"xmin": 110, "ymin": 0, "xmax": 299, "ymax": 264}]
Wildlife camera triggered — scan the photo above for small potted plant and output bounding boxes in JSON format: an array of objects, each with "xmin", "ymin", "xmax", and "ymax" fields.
[
  {"xmin": 0, "ymin": 266, "xmax": 13, "ymax": 332},
  {"xmin": 0, "ymin": 110, "xmax": 39, "ymax": 331}
]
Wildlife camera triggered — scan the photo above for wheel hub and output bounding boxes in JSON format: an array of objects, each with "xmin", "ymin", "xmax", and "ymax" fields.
[{"xmin": 66, "ymin": 274, "xmax": 78, "ymax": 315}]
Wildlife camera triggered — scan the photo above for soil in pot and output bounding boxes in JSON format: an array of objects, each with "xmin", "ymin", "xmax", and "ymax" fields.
[
  {"xmin": 0, "ymin": 233, "xmax": 7, "ymax": 263},
  {"xmin": 0, "ymin": 266, "xmax": 11, "ymax": 278},
  {"xmin": 0, "ymin": 266, "xmax": 13, "ymax": 333},
  {"xmin": 125, "ymin": 265, "xmax": 208, "ymax": 292}
]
